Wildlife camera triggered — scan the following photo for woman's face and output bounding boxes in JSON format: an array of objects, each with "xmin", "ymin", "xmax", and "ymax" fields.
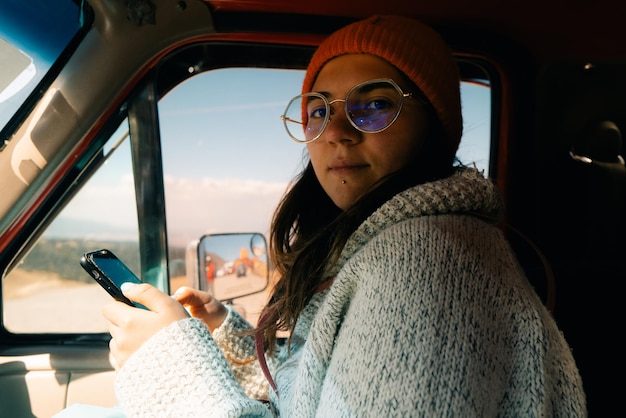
[{"xmin": 307, "ymin": 54, "xmax": 430, "ymax": 210}]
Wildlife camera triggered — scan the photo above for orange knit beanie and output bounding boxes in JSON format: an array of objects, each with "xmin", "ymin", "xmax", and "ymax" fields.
[{"xmin": 302, "ymin": 15, "xmax": 462, "ymax": 156}]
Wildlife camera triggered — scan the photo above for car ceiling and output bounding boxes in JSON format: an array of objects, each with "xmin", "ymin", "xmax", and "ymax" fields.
[{"xmin": 202, "ymin": 0, "xmax": 626, "ymax": 60}]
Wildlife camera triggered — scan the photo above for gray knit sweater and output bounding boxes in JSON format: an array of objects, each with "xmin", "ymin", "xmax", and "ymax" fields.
[{"xmin": 115, "ymin": 168, "xmax": 586, "ymax": 417}]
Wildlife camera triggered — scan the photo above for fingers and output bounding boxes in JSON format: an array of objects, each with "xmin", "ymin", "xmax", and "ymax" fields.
[
  {"xmin": 104, "ymin": 283, "xmax": 190, "ymax": 369},
  {"xmin": 172, "ymin": 286, "xmax": 212, "ymax": 306},
  {"xmin": 121, "ymin": 282, "xmax": 178, "ymax": 313},
  {"xmin": 170, "ymin": 287, "xmax": 227, "ymax": 332},
  {"xmin": 102, "ymin": 299, "xmax": 141, "ymax": 327},
  {"xmin": 108, "ymin": 325, "xmax": 136, "ymax": 369}
]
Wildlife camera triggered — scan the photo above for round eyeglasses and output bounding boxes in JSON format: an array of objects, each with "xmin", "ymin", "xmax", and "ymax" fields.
[{"xmin": 281, "ymin": 78, "xmax": 418, "ymax": 144}]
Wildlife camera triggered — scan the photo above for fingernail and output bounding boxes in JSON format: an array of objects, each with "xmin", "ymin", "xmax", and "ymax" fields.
[{"xmin": 121, "ymin": 282, "xmax": 138, "ymax": 292}]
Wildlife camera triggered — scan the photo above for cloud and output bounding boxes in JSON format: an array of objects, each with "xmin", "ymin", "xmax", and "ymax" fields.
[
  {"xmin": 164, "ymin": 176, "xmax": 289, "ymax": 245},
  {"xmin": 51, "ymin": 175, "xmax": 290, "ymax": 248}
]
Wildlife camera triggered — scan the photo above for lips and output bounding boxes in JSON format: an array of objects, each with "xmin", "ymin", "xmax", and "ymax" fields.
[{"xmin": 328, "ymin": 161, "xmax": 368, "ymax": 176}]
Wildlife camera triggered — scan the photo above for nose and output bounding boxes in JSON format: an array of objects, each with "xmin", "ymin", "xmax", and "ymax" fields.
[{"xmin": 323, "ymin": 99, "xmax": 361, "ymax": 144}]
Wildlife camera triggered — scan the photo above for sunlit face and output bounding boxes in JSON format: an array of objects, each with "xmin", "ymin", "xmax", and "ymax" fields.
[{"xmin": 306, "ymin": 54, "xmax": 430, "ymax": 210}]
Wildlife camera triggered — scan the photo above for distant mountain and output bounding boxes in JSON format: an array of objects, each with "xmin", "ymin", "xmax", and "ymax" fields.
[
  {"xmin": 45, "ymin": 217, "xmax": 139, "ymax": 241},
  {"xmin": 18, "ymin": 238, "xmax": 141, "ymax": 284}
]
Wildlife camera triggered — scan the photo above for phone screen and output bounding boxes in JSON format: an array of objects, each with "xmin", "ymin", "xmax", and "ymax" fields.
[
  {"xmin": 89, "ymin": 251, "xmax": 142, "ymax": 290},
  {"xmin": 81, "ymin": 249, "xmax": 146, "ymax": 309}
]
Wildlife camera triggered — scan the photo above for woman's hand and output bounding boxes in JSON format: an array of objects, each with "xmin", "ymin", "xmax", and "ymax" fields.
[
  {"xmin": 103, "ymin": 283, "xmax": 188, "ymax": 369},
  {"xmin": 172, "ymin": 286, "xmax": 228, "ymax": 332}
]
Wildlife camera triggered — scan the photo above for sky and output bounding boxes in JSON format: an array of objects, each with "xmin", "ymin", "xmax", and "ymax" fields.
[{"xmin": 52, "ymin": 68, "xmax": 490, "ymax": 248}]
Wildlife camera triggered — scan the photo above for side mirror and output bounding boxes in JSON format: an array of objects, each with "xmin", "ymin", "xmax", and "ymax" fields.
[{"xmin": 185, "ymin": 232, "xmax": 269, "ymax": 302}]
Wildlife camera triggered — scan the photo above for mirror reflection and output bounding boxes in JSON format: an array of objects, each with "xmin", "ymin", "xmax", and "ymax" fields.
[{"xmin": 194, "ymin": 232, "xmax": 269, "ymax": 302}]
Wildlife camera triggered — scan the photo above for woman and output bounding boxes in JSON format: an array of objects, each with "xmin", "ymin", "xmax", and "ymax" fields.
[{"xmin": 101, "ymin": 15, "xmax": 586, "ymax": 417}]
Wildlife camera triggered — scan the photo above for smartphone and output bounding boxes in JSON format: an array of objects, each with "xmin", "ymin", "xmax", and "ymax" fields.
[{"xmin": 80, "ymin": 249, "xmax": 145, "ymax": 309}]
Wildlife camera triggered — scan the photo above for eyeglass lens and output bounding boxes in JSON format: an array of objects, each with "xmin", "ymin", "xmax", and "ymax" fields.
[{"xmin": 282, "ymin": 79, "xmax": 404, "ymax": 143}]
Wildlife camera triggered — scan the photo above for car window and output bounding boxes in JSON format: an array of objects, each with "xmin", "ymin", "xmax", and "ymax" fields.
[
  {"xmin": 1, "ymin": 66, "xmax": 490, "ymax": 334},
  {"xmin": 0, "ymin": 0, "xmax": 82, "ymax": 131},
  {"xmin": 3, "ymin": 121, "xmax": 140, "ymax": 333},
  {"xmin": 457, "ymin": 82, "xmax": 491, "ymax": 174},
  {"xmin": 159, "ymin": 68, "xmax": 308, "ymax": 326},
  {"xmin": 159, "ymin": 67, "xmax": 491, "ymax": 326}
]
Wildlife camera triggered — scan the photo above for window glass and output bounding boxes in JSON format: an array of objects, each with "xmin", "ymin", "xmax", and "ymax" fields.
[
  {"xmin": 158, "ymin": 68, "xmax": 491, "ymax": 326},
  {"xmin": 3, "ymin": 122, "xmax": 139, "ymax": 334},
  {"xmin": 457, "ymin": 82, "xmax": 491, "ymax": 175},
  {"xmin": 159, "ymin": 69, "xmax": 306, "ymax": 326},
  {"xmin": 2, "ymin": 66, "xmax": 490, "ymax": 335},
  {"xmin": 0, "ymin": 0, "xmax": 82, "ymax": 131}
]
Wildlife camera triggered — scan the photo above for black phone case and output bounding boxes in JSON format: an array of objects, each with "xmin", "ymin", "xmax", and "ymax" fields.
[{"xmin": 80, "ymin": 249, "xmax": 142, "ymax": 307}]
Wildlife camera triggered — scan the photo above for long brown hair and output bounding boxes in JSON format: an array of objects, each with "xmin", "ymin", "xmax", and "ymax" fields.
[{"xmin": 256, "ymin": 96, "xmax": 458, "ymax": 354}]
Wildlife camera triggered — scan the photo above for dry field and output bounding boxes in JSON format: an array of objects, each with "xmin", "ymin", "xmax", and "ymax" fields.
[{"xmin": 3, "ymin": 269, "xmax": 270, "ymax": 333}]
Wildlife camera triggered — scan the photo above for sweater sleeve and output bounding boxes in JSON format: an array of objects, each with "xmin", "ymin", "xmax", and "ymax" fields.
[
  {"xmin": 212, "ymin": 306, "xmax": 272, "ymax": 400},
  {"xmin": 114, "ymin": 317, "xmax": 274, "ymax": 417}
]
